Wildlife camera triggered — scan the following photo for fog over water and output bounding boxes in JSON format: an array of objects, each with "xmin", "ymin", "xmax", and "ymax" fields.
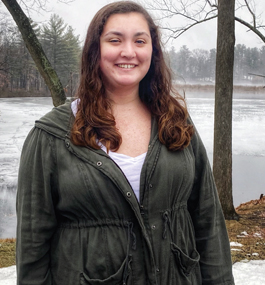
[{"xmin": 0, "ymin": 92, "xmax": 264, "ymax": 238}]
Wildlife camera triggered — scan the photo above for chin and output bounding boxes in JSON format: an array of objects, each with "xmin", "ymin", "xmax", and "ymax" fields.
[{"xmin": 115, "ymin": 79, "xmax": 140, "ymax": 87}]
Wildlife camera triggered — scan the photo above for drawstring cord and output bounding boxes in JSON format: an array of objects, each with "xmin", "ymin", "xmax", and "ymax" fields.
[
  {"xmin": 123, "ymin": 222, "xmax": 136, "ymax": 284},
  {"xmin": 162, "ymin": 211, "xmax": 173, "ymax": 240},
  {"xmin": 129, "ymin": 222, "xmax": 137, "ymax": 250}
]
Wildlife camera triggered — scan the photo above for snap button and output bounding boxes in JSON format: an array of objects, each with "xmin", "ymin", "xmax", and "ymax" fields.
[
  {"xmin": 126, "ymin": 192, "xmax": 132, "ymax": 198},
  {"xmin": 97, "ymin": 161, "xmax": 102, "ymax": 166},
  {"xmin": 151, "ymin": 225, "xmax": 156, "ymax": 230},
  {"xmin": 65, "ymin": 141, "xmax": 70, "ymax": 148},
  {"xmin": 156, "ymin": 267, "xmax": 160, "ymax": 272},
  {"xmin": 149, "ymin": 184, "xmax": 153, "ymax": 188},
  {"xmin": 140, "ymin": 205, "xmax": 144, "ymax": 209}
]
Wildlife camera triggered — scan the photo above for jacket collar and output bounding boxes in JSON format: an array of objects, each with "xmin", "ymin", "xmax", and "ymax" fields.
[{"xmin": 35, "ymin": 100, "xmax": 158, "ymax": 147}]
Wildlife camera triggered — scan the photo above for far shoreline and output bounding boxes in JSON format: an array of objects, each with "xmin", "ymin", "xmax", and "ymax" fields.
[
  {"xmin": 1, "ymin": 83, "xmax": 264, "ymax": 98},
  {"xmin": 176, "ymin": 83, "xmax": 265, "ymax": 94}
]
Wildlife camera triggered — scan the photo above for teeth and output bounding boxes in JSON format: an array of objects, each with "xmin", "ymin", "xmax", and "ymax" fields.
[{"xmin": 118, "ymin": 64, "xmax": 135, "ymax": 69}]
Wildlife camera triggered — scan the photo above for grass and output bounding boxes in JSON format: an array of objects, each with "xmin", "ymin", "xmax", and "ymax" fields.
[
  {"xmin": 0, "ymin": 238, "xmax": 16, "ymax": 268},
  {"xmin": 0, "ymin": 200, "xmax": 264, "ymax": 269}
]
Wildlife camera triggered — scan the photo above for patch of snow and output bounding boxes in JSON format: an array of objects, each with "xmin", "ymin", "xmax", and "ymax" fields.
[
  {"xmin": 240, "ymin": 259, "xmax": 249, "ymax": 263},
  {"xmin": 233, "ymin": 260, "xmax": 265, "ymax": 284},
  {"xmin": 0, "ymin": 266, "xmax": 16, "ymax": 285},
  {"xmin": 237, "ymin": 231, "xmax": 249, "ymax": 238},
  {"xmin": 230, "ymin": 242, "xmax": 243, "ymax": 247}
]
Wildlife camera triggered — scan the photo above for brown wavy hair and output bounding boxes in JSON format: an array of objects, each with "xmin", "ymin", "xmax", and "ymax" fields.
[{"xmin": 71, "ymin": 1, "xmax": 194, "ymax": 151}]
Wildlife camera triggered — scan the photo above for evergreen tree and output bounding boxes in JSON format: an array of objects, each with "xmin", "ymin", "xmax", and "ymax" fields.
[
  {"xmin": 0, "ymin": 12, "xmax": 81, "ymax": 97},
  {"xmin": 175, "ymin": 45, "xmax": 191, "ymax": 80},
  {"xmin": 40, "ymin": 14, "xmax": 81, "ymax": 94}
]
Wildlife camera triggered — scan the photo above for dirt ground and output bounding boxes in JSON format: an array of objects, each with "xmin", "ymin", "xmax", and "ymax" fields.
[
  {"xmin": 1, "ymin": 197, "xmax": 264, "ymax": 268},
  {"xmin": 227, "ymin": 195, "xmax": 265, "ymax": 264}
]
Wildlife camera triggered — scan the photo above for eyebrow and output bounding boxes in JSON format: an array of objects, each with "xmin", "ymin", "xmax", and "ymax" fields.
[{"xmin": 103, "ymin": 31, "xmax": 150, "ymax": 38}]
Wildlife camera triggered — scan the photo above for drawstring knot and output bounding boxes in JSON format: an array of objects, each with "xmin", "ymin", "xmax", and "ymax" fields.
[{"xmin": 162, "ymin": 211, "xmax": 173, "ymax": 240}]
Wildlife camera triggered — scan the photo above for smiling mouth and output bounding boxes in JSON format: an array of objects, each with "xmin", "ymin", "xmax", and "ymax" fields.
[{"xmin": 117, "ymin": 64, "xmax": 136, "ymax": 69}]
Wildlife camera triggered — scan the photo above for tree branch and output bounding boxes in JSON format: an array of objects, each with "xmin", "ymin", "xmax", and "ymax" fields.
[
  {"xmin": 145, "ymin": 0, "xmax": 265, "ymax": 45},
  {"xmin": 161, "ymin": 14, "xmax": 217, "ymax": 39},
  {"xmin": 243, "ymin": 0, "xmax": 256, "ymax": 28},
  {"xmin": 235, "ymin": 16, "xmax": 265, "ymax": 43}
]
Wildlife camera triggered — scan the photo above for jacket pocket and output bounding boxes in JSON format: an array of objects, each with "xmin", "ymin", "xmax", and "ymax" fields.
[
  {"xmin": 80, "ymin": 255, "xmax": 132, "ymax": 285},
  {"xmin": 171, "ymin": 242, "xmax": 200, "ymax": 277}
]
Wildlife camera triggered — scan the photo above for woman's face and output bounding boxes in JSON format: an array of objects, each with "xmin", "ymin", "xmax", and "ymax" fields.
[{"xmin": 99, "ymin": 12, "xmax": 153, "ymax": 92}]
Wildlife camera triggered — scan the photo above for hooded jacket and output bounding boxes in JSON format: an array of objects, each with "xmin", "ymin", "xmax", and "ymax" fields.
[{"xmin": 16, "ymin": 102, "xmax": 234, "ymax": 285}]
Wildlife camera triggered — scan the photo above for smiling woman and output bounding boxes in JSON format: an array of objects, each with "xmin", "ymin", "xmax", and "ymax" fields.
[{"xmin": 16, "ymin": 1, "xmax": 234, "ymax": 285}]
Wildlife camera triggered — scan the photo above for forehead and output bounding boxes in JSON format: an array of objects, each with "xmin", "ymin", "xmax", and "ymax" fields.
[{"xmin": 102, "ymin": 12, "xmax": 150, "ymax": 35}]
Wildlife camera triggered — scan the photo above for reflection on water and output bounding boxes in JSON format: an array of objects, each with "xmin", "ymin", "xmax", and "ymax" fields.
[
  {"xmin": 0, "ymin": 94, "xmax": 265, "ymax": 238},
  {"xmin": 233, "ymin": 155, "xmax": 265, "ymax": 206},
  {"xmin": 207, "ymin": 154, "xmax": 265, "ymax": 207}
]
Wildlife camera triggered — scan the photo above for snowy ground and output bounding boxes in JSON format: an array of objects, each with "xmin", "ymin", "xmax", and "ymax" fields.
[
  {"xmin": 1, "ymin": 260, "xmax": 265, "ymax": 284},
  {"xmin": 0, "ymin": 95, "xmax": 265, "ymax": 283}
]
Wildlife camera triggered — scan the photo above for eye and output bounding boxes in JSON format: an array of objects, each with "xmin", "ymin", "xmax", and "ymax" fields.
[
  {"xmin": 109, "ymin": 38, "xmax": 120, "ymax": 43},
  {"xmin": 135, "ymin": 39, "xmax": 146, "ymax": 44}
]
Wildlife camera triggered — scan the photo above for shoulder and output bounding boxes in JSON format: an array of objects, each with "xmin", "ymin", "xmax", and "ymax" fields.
[
  {"xmin": 35, "ymin": 101, "xmax": 74, "ymax": 139},
  {"xmin": 187, "ymin": 117, "xmax": 209, "ymax": 163}
]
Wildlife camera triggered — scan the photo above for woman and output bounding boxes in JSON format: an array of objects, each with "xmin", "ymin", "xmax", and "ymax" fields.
[{"xmin": 16, "ymin": 1, "xmax": 234, "ymax": 284}]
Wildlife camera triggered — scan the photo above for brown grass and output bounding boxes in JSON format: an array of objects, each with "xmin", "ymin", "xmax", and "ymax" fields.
[
  {"xmin": 0, "ymin": 89, "xmax": 49, "ymax": 98},
  {"xmin": 176, "ymin": 83, "xmax": 265, "ymax": 93},
  {"xmin": 227, "ymin": 197, "xmax": 265, "ymax": 264},
  {"xmin": 0, "ymin": 238, "xmax": 16, "ymax": 268}
]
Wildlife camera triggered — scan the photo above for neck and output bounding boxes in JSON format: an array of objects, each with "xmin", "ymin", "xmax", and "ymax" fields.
[{"xmin": 105, "ymin": 85, "xmax": 140, "ymax": 106}]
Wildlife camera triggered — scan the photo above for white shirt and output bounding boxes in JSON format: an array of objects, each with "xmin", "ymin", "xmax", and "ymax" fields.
[{"xmin": 71, "ymin": 100, "xmax": 146, "ymax": 201}]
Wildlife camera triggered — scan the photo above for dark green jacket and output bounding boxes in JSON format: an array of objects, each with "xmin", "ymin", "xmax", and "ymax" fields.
[{"xmin": 16, "ymin": 102, "xmax": 234, "ymax": 285}]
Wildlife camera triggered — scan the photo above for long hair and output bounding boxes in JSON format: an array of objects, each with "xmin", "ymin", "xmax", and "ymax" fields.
[{"xmin": 71, "ymin": 1, "xmax": 194, "ymax": 151}]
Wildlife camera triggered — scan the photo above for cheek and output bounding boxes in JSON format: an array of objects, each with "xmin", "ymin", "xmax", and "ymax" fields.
[
  {"xmin": 100, "ymin": 52, "xmax": 117, "ymax": 74},
  {"xmin": 100, "ymin": 46, "xmax": 117, "ymax": 63},
  {"xmin": 141, "ymin": 50, "xmax": 152, "ymax": 70},
  {"xmin": 140, "ymin": 47, "xmax": 153, "ymax": 64}
]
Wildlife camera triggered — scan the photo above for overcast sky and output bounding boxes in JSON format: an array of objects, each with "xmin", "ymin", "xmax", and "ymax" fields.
[{"xmin": 1, "ymin": 0, "xmax": 265, "ymax": 51}]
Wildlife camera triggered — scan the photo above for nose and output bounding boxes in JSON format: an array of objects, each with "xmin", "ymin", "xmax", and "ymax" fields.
[{"xmin": 120, "ymin": 42, "xmax": 136, "ymax": 59}]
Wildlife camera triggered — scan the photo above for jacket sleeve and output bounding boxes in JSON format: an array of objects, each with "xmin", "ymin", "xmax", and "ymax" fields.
[
  {"xmin": 188, "ymin": 129, "xmax": 235, "ymax": 285},
  {"xmin": 16, "ymin": 127, "xmax": 58, "ymax": 285}
]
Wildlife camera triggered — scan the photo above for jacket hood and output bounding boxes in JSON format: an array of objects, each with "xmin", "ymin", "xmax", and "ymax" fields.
[{"xmin": 35, "ymin": 102, "xmax": 74, "ymax": 140}]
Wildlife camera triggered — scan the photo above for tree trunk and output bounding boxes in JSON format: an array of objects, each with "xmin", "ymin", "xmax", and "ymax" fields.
[
  {"xmin": 213, "ymin": 0, "xmax": 239, "ymax": 220},
  {"xmin": 1, "ymin": 0, "xmax": 66, "ymax": 106}
]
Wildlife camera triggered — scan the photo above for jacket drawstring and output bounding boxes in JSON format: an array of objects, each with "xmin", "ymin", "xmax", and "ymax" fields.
[
  {"xmin": 162, "ymin": 211, "xmax": 173, "ymax": 240},
  {"xmin": 129, "ymin": 222, "xmax": 137, "ymax": 250},
  {"xmin": 123, "ymin": 222, "xmax": 136, "ymax": 284}
]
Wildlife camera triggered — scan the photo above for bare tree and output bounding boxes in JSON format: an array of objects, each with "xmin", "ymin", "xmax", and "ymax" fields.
[
  {"xmin": 143, "ymin": 0, "xmax": 265, "ymax": 219},
  {"xmin": 213, "ymin": 0, "xmax": 238, "ymax": 220},
  {"xmin": 0, "ymin": 0, "xmax": 73, "ymax": 106}
]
